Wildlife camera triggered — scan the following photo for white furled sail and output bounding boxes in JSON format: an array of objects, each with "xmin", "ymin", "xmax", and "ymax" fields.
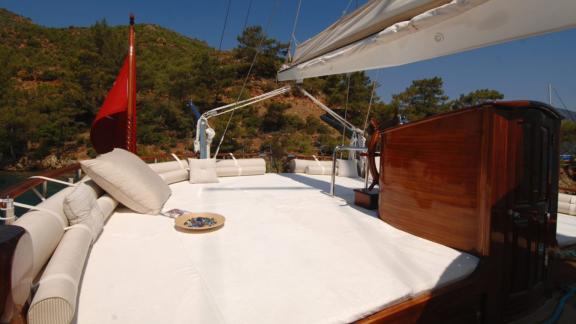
[{"xmin": 278, "ymin": 0, "xmax": 576, "ymax": 81}]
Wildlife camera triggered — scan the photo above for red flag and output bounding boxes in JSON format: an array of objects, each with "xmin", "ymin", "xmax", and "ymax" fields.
[{"xmin": 90, "ymin": 15, "xmax": 136, "ymax": 154}]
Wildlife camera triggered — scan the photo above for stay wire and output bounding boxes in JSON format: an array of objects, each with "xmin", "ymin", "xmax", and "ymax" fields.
[
  {"xmin": 218, "ymin": 0, "xmax": 232, "ymax": 51},
  {"xmin": 363, "ymin": 70, "xmax": 381, "ymax": 133},
  {"xmin": 242, "ymin": 0, "xmax": 253, "ymax": 31},
  {"xmin": 341, "ymin": 73, "xmax": 352, "ymax": 158},
  {"xmin": 214, "ymin": 0, "xmax": 282, "ymax": 158},
  {"xmin": 552, "ymin": 86, "xmax": 569, "ymax": 110},
  {"xmin": 286, "ymin": 0, "xmax": 303, "ymax": 63}
]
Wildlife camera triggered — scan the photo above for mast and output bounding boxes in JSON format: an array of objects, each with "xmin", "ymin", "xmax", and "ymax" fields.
[
  {"xmin": 90, "ymin": 15, "xmax": 138, "ymax": 154},
  {"xmin": 126, "ymin": 14, "xmax": 137, "ymax": 153},
  {"xmin": 549, "ymin": 83, "xmax": 553, "ymax": 106}
]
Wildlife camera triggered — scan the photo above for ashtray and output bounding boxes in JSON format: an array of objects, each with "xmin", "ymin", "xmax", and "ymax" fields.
[{"xmin": 175, "ymin": 213, "xmax": 225, "ymax": 232}]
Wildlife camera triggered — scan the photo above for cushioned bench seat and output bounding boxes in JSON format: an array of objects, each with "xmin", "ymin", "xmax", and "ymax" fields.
[
  {"xmin": 76, "ymin": 174, "xmax": 479, "ymax": 324},
  {"xmin": 557, "ymin": 213, "xmax": 576, "ymax": 248}
]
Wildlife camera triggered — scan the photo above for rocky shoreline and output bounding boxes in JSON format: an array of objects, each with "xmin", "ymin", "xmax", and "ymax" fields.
[{"xmin": 2, "ymin": 154, "xmax": 78, "ymax": 171}]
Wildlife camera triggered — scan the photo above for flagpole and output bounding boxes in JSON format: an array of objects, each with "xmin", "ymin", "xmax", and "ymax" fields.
[{"xmin": 126, "ymin": 14, "xmax": 136, "ymax": 153}]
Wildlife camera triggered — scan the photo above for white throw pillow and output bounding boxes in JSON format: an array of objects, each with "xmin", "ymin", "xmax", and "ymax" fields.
[
  {"xmin": 63, "ymin": 181, "xmax": 104, "ymax": 242},
  {"xmin": 189, "ymin": 158, "xmax": 219, "ymax": 184},
  {"xmin": 80, "ymin": 148, "xmax": 171, "ymax": 214},
  {"xmin": 337, "ymin": 159, "xmax": 358, "ymax": 177}
]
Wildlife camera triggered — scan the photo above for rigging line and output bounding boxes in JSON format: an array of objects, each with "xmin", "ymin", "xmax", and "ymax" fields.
[
  {"xmin": 342, "ymin": 0, "xmax": 355, "ymax": 16},
  {"xmin": 242, "ymin": 0, "xmax": 253, "ymax": 31},
  {"xmin": 341, "ymin": 73, "xmax": 352, "ymax": 150},
  {"xmin": 214, "ymin": 0, "xmax": 282, "ymax": 158},
  {"xmin": 218, "ymin": 0, "xmax": 233, "ymax": 51},
  {"xmin": 363, "ymin": 70, "xmax": 380, "ymax": 133},
  {"xmin": 552, "ymin": 86, "xmax": 569, "ymax": 110},
  {"xmin": 286, "ymin": 0, "xmax": 303, "ymax": 63}
]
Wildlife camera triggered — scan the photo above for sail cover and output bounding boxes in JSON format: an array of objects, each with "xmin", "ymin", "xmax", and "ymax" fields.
[{"xmin": 278, "ymin": 0, "xmax": 576, "ymax": 81}]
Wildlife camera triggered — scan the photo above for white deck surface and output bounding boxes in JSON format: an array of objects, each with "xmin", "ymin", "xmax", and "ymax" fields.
[
  {"xmin": 77, "ymin": 173, "xmax": 479, "ymax": 324},
  {"xmin": 558, "ymin": 213, "xmax": 576, "ymax": 248}
]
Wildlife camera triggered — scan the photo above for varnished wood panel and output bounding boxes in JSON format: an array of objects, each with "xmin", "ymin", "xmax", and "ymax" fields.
[
  {"xmin": 379, "ymin": 108, "xmax": 487, "ymax": 254},
  {"xmin": 375, "ymin": 101, "xmax": 562, "ymax": 322}
]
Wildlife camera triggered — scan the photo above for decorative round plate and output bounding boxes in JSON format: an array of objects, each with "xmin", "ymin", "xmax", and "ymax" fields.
[{"xmin": 175, "ymin": 213, "xmax": 225, "ymax": 232}]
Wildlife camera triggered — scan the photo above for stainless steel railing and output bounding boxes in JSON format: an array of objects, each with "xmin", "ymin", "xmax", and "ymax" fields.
[{"xmin": 330, "ymin": 146, "xmax": 368, "ymax": 196}]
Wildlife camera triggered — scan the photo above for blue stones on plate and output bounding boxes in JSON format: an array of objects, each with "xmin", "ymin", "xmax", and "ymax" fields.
[{"xmin": 184, "ymin": 217, "xmax": 217, "ymax": 228}]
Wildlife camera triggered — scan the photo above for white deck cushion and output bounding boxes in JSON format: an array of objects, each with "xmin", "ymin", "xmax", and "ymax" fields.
[
  {"xmin": 559, "ymin": 193, "xmax": 576, "ymax": 204},
  {"xmin": 78, "ymin": 174, "xmax": 479, "ymax": 324},
  {"xmin": 80, "ymin": 148, "xmax": 171, "ymax": 214},
  {"xmin": 337, "ymin": 159, "xmax": 358, "ymax": 177},
  {"xmin": 63, "ymin": 181, "xmax": 104, "ymax": 242},
  {"xmin": 28, "ymin": 226, "xmax": 92, "ymax": 324},
  {"xmin": 189, "ymin": 158, "xmax": 219, "ymax": 183},
  {"xmin": 148, "ymin": 160, "xmax": 187, "ymax": 174},
  {"xmin": 558, "ymin": 213, "xmax": 576, "ymax": 247},
  {"xmin": 10, "ymin": 230, "xmax": 33, "ymax": 313},
  {"xmin": 14, "ymin": 187, "xmax": 74, "ymax": 281},
  {"xmin": 159, "ymin": 169, "xmax": 189, "ymax": 184},
  {"xmin": 305, "ymin": 165, "xmax": 332, "ymax": 175},
  {"xmin": 289, "ymin": 159, "xmax": 333, "ymax": 173},
  {"xmin": 96, "ymin": 194, "xmax": 119, "ymax": 223},
  {"xmin": 558, "ymin": 201, "xmax": 576, "ymax": 216},
  {"xmin": 215, "ymin": 158, "xmax": 266, "ymax": 177},
  {"xmin": 215, "ymin": 166, "xmax": 242, "ymax": 177}
]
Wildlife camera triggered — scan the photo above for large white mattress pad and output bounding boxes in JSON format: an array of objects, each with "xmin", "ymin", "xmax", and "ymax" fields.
[{"xmin": 77, "ymin": 174, "xmax": 478, "ymax": 324}]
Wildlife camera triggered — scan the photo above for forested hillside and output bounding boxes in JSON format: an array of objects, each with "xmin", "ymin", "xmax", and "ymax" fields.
[{"xmin": 6, "ymin": 8, "xmax": 569, "ymax": 171}]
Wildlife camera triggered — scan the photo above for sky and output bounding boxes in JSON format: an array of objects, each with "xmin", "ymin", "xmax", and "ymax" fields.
[{"xmin": 2, "ymin": 0, "xmax": 575, "ymax": 109}]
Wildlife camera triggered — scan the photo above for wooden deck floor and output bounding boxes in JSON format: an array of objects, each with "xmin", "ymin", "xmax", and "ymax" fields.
[{"xmin": 511, "ymin": 258, "xmax": 576, "ymax": 323}]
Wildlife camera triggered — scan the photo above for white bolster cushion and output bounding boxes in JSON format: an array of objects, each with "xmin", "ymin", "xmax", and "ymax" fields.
[
  {"xmin": 305, "ymin": 165, "xmax": 332, "ymax": 175},
  {"xmin": 215, "ymin": 158, "xmax": 266, "ymax": 177},
  {"xmin": 80, "ymin": 148, "xmax": 171, "ymax": 214},
  {"xmin": 559, "ymin": 193, "xmax": 576, "ymax": 204},
  {"xmin": 216, "ymin": 166, "xmax": 241, "ymax": 177},
  {"xmin": 289, "ymin": 159, "xmax": 311, "ymax": 173},
  {"xmin": 10, "ymin": 230, "xmax": 33, "ymax": 310},
  {"xmin": 216, "ymin": 159, "xmax": 265, "ymax": 168},
  {"xmin": 159, "ymin": 169, "xmax": 189, "ymax": 185},
  {"xmin": 216, "ymin": 159, "xmax": 238, "ymax": 168},
  {"xmin": 14, "ymin": 187, "xmax": 74, "ymax": 280},
  {"xmin": 289, "ymin": 159, "xmax": 332, "ymax": 173},
  {"xmin": 96, "ymin": 194, "xmax": 119, "ymax": 222},
  {"xmin": 238, "ymin": 166, "xmax": 266, "ymax": 176},
  {"xmin": 238, "ymin": 158, "xmax": 266, "ymax": 168},
  {"xmin": 63, "ymin": 181, "xmax": 104, "ymax": 243},
  {"xmin": 28, "ymin": 226, "xmax": 92, "ymax": 324},
  {"xmin": 148, "ymin": 161, "xmax": 187, "ymax": 174},
  {"xmin": 558, "ymin": 201, "xmax": 576, "ymax": 216},
  {"xmin": 337, "ymin": 159, "xmax": 358, "ymax": 177},
  {"xmin": 189, "ymin": 159, "xmax": 219, "ymax": 184}
]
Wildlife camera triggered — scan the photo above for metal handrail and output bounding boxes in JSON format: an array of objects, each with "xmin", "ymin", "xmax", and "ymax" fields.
[{"xmin": 330, "ymin": 146, "xmax": 367, "ymax": 196}]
